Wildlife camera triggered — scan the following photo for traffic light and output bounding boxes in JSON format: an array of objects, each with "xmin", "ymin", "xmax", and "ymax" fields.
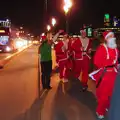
[
  {"xmin": 104, "ymin": 14, "xmax": 110, "ymax": 27},
  {"xmin": 104, "ymin": 14, "xmax": 110, "ymax": 22},
  {"xmin": 105, "ymin": 14, "xmax": 110, "ymax": 19},
  {"xmin": 86, "ymin": 27, "xmax": 93, "ymax": 38}
]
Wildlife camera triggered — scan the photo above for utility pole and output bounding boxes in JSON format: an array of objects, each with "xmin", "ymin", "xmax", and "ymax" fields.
[
  {"xmin": 45, "ymin": 0, "xmax": 47, "ymax": 13},
  {"xmin": 43, "ymin": 0, "xmax": 48, "ymax": 31}
]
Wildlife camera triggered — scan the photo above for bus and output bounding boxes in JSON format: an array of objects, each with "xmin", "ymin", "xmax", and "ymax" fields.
[{"xmin": 0, "ymin": 19, "xmax": 19, "ymax": 52}]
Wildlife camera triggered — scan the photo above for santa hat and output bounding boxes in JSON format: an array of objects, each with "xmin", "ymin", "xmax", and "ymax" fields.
[
  {"xmin": 73, "ymin": 35, "xmax": 77, "ymax": 38},
  {"xmin": 41, "ymin": 35, "xmax": 46, "ymax": 40},
  {"xmin": 103, "ymin": 31, "xmax": 114, "ymax": 40},
  {"xmin": 62, "ymin": 32, "xmax": 68, "ymax": 36}
]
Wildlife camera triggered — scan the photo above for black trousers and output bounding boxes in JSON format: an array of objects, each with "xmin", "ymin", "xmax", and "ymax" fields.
[{"xmin": 41, "ymin": 60, "xmax": 52, "ymax": 88}]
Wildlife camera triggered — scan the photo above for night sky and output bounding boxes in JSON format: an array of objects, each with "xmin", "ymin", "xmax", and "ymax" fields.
[{"xmin": 0, "ymin": 0, "xmax": 119, "ymax": 35}]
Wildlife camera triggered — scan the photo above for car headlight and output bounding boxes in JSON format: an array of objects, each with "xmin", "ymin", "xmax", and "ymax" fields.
[{"xmin": 6, "ymin": 46, "xmax": 11, "ymax": 52}]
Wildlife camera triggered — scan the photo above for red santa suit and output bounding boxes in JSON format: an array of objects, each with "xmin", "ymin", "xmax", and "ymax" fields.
[
  {"xmin": 65, "ymin": 37, "xmax": 75, "ymax": 78},
  {"xmin": 89, "ymin": 31, "xmax": 118, "ymax": 117},
  {"xmin": 79, "ymin": 36, "xmax": 92, "ymax": 87},
  {"xmin": 70, "ymin": 37, "xmax": 83, "ymax": 79},
  {"xmin": 54, "ymin": 40, "xmax": 69, "ymax": 82},
  {"xmin": 71, "ymin": 35, "xmax": 91, "ymax": 87}
]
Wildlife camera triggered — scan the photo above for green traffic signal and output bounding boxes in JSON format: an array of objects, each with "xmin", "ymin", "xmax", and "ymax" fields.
[{"xmin": 105, "ymin": 14, "xmax": 110, "ymax": 19}]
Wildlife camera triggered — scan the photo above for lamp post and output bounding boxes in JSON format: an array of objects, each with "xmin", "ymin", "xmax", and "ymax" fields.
[
  {"xmin": 63, "ymin": 0, "xmax": 72, "ymax": 33},
  {"xmin": 45, "ymin": 0, "xmax": 48, "ymax": 13},
  {"xmin": 64, "ymin": 5, "xmax": 69, "ymax": 33},
  {"xmin": 43, "ymin": 0, "xmax": 48, "ymax": 31}
]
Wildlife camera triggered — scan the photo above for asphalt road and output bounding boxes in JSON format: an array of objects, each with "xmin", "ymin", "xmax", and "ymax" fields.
[
  {"xmin": 0, "ymin": 45, "xmax": 39, "ymax": 120},
  {"xmin": 0, "ymin": 52, "xmax": 13, "ymax": 60},
  {"xmin": 0, "ymin": 45, "xmax": 108, "ymax": 120}
]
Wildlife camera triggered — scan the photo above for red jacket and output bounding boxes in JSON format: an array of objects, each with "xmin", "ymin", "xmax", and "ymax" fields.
[
  {"xmin": 94, "ymin": 44, "xmax": 118, "ymax": 68},
  {"xmin": 70, "ymin": 37, "xmax": 83, "ymax": 60},
  {"xmin": 89, "ymin": 44, "xmax": 118, "ymax": 81},
  {"xmin": 54, "ymin": 41, "xmax": 68, "ymax": 62},
  {"xmin": 79, "ymin": 36, "xmax": 92, "ymax": 59}
]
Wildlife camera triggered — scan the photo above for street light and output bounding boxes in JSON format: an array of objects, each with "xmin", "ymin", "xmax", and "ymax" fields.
[
  {"xmin": 63, "ymin": 5, "xmax": 69, "ymax": 14},
  {"xmin": 41, "ymin": 33, "xmax": 45, "ymax": 36},
  {"xmin": 52, "ymin": 18, "xmax": 56, "ymax": 27},
  {"xmin": 63, "ymin": 0, "xmax": 72, "ymax": 33},
  {"xmin": 47, "ymin": 25, "xmax": 51, "ymax": 31},
  {"xmin": 20, "ymin": 27, "xmax": 23, "ymax": 29},
  {"xmin": 64, "ymin": 0, "xmax": 72, "ymax": 9}
]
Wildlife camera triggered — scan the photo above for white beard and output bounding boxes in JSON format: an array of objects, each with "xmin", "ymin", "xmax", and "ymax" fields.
[{"xmin": 107, "ymin": 38, "xmax": 117, "ymax": 49}]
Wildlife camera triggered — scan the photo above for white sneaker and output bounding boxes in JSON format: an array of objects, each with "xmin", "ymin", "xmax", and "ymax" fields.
[{"xmin": 96, "ymin": 112, "xmax": 104, "ymax": 119}]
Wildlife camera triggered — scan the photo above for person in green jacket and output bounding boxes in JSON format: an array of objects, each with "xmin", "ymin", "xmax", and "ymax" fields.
[{"xmin": 38, "ymin": 30, "xmax": 63, "ymax": 90}]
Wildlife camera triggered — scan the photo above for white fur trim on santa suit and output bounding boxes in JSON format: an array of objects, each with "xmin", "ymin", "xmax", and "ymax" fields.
[
  {"xmin": 89, "ymin": 68, "xmax": 102, "ymax": 81},
  {"xmin": 103, "ymin": 44, "xmax": 109, "ymax": 59},
  {"xmin": 73, "ymin": 35, "xmax": 77, "ymax": 37},
  {"xmin": 102, "ymin": 43, "xmax": 118, "ymax": 63},
  {"xmin": 79, "ymin": 36, "xmax": 91, "ymax": 59},
  {"xmin": 105, "ymin": 32, "xmax": 114, "ymax": 39}
]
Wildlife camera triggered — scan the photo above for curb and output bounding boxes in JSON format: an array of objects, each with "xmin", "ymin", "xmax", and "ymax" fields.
[{"xmin": 0, "ymin": 44, "xmax": 32, "ymax": 69}]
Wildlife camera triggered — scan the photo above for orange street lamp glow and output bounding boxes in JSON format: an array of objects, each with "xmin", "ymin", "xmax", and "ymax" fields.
[
  {"xmin": 64, "ymin": 0, "xmax": 72, "ymax": 8},
  {"xmin": 41, "ymin": 33, "xmax": 45, "ymax": 36},
  {"xmin": 67, "ymin": 1, "xmax": 72, "ymax": 8},
  {"xmin": 63, "ymin": 5, "xmax": 69, "ymax": 14},
  {"xmin": 47, "ymin": 25, "xmax": 51, "ymax": 31},
  {"xmin": 63, "ymin": 0, "xmax": 72, "ymax": 14}
]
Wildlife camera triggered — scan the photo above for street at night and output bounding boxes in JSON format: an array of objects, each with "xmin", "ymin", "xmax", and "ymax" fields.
[
  {"xmin": 0, "ymin": 45, "xmax": 106, "ymax": 120},
  {"xmin": 1, "ymin": 0, "xmax": 120, "ymax": 120},
  {"xmin": 0, "ymin": 45, "xmax": 97, "ymax": 120},
  {"xmin": 0, "ymin": 53, "xmax": 13, "ymax": 60},
  {"xmin": 0, "ymin": 46, "xmax": 38, "ymax": 120}
]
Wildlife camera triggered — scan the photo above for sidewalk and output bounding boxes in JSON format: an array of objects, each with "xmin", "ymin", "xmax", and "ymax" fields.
[
  {"xmin": 12, "ymin": 49, "xmax": 109, "ymax": 120},
  {"xmin": 13, "ymin": 73, "xmax": 98, "ymax": 120}
]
